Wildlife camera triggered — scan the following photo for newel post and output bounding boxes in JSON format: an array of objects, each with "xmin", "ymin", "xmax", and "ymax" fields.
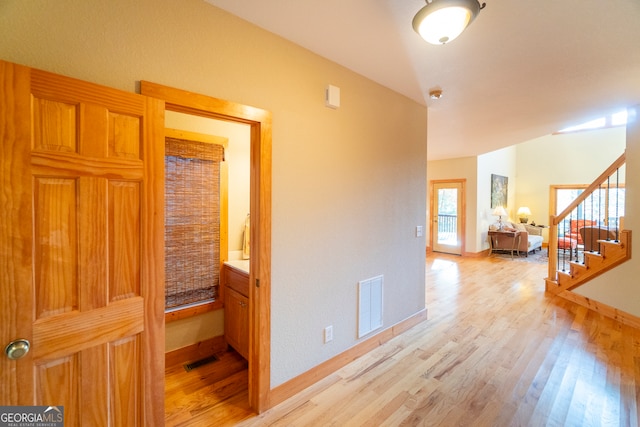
[{"xmin": 548, "ymin": 215, "xmax": 559, "ymax": 283}]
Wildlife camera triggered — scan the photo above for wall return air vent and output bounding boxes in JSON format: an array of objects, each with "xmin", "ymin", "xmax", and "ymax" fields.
[{"xmin": 358, "ymin": 275, "xmax": 383, "ymax": 338}]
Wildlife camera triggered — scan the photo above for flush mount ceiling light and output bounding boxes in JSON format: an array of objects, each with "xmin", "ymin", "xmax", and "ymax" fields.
[{"xmin": 413, "ymin": 0, "xmax": 486, "ymax": 45}]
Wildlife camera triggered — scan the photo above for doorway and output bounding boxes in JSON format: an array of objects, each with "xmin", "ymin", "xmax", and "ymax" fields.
[
  {"xmin": 140, "ymin": 81, "xmax": 272, "ymax": 413},
  {"xmin": 162, "ymin": 114, "xmax": 251, "ymax": 413},
  {"xmin": 430, "ymin": 180, "xmax": 465, "ymax": 255}
]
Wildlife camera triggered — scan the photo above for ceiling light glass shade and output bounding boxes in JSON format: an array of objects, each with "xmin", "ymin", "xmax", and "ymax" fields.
[{"xmin": 413, "ymin": 0, "xmax": 484, "ymax": 45}]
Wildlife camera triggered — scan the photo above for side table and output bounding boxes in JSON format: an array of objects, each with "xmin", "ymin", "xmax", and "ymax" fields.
[{"xmin": 488, "ymin": 230, "xmax": 521, "ymax": 259}]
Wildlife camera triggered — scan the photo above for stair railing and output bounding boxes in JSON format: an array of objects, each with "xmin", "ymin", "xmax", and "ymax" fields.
[{"xmin": 548, "ymin": 152, "xmax": 626, "ymax": 281}]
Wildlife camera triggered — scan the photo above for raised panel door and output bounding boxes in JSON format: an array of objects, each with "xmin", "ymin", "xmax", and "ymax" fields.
[{"xmin": 0, "ymin": 60, "xmax": 165, "ymax": 426}]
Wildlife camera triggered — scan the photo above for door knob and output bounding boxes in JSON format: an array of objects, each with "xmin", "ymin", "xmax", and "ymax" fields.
[{"xmin": 5, "ymin": 339, "xmax": 30, "ymax": 360}]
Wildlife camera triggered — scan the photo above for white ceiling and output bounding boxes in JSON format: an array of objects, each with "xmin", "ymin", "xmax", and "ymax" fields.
[{"xmin": 204, "ymin": 0, "xmax": 640, "ymax": 160}]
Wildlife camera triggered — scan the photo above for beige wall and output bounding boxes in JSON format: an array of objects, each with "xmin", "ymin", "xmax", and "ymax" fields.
[
  {"xmin": 478, "ymin": 147, "xmax": 518, "ymax": 251},
  {"xmin": 0, "ymin": 0, "xmax": 427, "ymax": 387},
  {"xmin": 166, "ymin": 311, "xmax": 225, "ymax": 353}
]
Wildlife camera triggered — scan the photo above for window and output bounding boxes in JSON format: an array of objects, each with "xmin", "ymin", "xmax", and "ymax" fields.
[
  {"xmin": 164, "ymin": 134, "xmax": 226, "ymax": 312},
  {"xmin": 555, "ymin": 110, "xmax": 628, "ymax": 134}
]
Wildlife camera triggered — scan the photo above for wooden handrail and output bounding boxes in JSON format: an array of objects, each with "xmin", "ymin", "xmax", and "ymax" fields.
[{"xmin": 552, "ymin": 152, "xmax": 626, "ymax": 226}]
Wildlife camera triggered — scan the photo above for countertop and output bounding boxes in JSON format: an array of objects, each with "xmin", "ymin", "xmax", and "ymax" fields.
[{"xmin": 224, "ymin": 259, "xmax": 250, "ymax": 275}]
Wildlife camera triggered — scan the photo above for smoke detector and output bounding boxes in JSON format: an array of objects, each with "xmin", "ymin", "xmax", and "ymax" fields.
[{"xmin": 429, "ymin": 89, "xmax": 443, "ymax": 100}]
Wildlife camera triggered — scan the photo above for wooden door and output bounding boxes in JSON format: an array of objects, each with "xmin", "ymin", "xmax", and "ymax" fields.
[
  {"xmin": 0, "ymin": 61, "xmax": 165, "ymax": 426},
  {"xmin": 431, "ymin": 180, "xmax": 465, "ymax": 255}
]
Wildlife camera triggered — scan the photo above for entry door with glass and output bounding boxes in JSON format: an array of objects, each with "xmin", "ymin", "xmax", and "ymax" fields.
[{"xmin": 431, "ymin": 181, "xmax": 465, "ymax": 255}]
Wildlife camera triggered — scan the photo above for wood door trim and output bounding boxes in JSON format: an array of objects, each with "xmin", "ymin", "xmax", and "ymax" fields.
[{"xmin": 140, "ymin": 81, "xmax": 272, "ymax": 413}]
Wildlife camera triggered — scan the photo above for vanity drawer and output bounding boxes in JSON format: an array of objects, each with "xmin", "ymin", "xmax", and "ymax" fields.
[{"xmin": 224, "ymin": 264, "xmax": 249, "ymax": 297}]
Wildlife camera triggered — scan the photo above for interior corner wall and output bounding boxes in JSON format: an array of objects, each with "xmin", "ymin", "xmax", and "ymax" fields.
[
  {"xmin": 426, "ymin": 157, "xmax": 479, "ymax": 253},
  {"xmin": 0, "ymin": 0, "xmax": 428, "ymax": 388},
  {"xmin": 573, "ymin": 106, "xmax": 640, "ymax": 317},
  {"xmin": 477, "ymin": 147, "xmax": 517, "ymax": 252}
]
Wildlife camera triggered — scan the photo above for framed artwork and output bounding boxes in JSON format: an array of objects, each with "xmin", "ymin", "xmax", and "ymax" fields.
[{"xmin": 491, "ymin": 174, "xmax": 508, "ymax": 208}]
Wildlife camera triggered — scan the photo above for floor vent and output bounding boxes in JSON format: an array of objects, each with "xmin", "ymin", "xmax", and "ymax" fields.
[{"xmin": 183, "ymin": 355, "xmax": 219, "ymax": 372}]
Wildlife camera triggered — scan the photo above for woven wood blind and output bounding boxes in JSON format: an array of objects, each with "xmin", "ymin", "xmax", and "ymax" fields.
[{"xmin": 164, "ymin": 137, "xmax": 225, "ymax": 310}]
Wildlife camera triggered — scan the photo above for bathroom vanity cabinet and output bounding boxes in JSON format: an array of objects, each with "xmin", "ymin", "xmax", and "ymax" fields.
[{"xmin": 223, "ymin": 261, "xmax": 249, "ymax": 360}]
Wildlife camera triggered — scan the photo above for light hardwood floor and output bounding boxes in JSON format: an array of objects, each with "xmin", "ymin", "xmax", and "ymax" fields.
[{"xmin": 166, "ymin": 253, "xmax": 640, "ymax": 426}]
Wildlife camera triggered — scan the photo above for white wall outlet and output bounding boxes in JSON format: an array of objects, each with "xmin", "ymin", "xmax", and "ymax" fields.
[
  {"xmin": 324, "ymin": 325, "xmax": 333, "ymax": 343},
  {"xmin": 416, "ymin": 225, "xmax": 424, "ymax": 237}
]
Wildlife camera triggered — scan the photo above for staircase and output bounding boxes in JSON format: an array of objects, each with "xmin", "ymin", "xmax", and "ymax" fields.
[
  {"xmin": 544, "ymin": 152, "xmax": 632, "ymax": 306},
  {"xmin": 545, "ymin": 228, "xmax": 631, "ymax": 293}
]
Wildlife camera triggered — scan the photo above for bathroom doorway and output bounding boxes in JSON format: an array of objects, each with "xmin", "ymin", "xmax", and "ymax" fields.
[
  {"xmin": 141, "ymin": 81, "xmax": 272, "ymax": 413},
  {"xmin": 163, "ymin": 112, "xmax": 250, "ymax": 377}
]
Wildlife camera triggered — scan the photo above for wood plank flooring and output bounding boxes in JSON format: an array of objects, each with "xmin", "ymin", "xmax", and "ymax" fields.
[
  {"xmin": 165, "ymin": 346, "xmax": 250, "ymax": 426},
  {"xmin": 165, "ymin": 253, "xmax": 640, "ymax": 426}
]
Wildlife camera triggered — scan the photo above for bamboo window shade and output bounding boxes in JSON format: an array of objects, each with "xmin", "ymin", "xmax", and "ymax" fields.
[{"xmin": 164, "ymin": 137, "xmax": 225, "ymax": 310}]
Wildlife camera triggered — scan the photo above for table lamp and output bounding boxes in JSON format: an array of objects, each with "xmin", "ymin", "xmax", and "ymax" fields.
[
  {"xmin": 517, "ymin": 206, "xmax": 531, "ymax": 223},
  {"xmin": 492, "ymin": 206, "xmax": 508, "ymax": 230}
]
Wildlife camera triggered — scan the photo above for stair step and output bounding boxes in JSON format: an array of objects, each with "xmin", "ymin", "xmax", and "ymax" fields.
[
  {"xmin": 568, "ymin": 262, "xmax": 588, "ymax": 280},
  {"xmin": 600, "ymin": 240, "xmax": 626, "ymax": 258},
  {"xmin": 582, "ymin": 252, "xmax": 606, "ymax": 269},
  {"xmin": 557, "ymin": 270, "xmax": 572, "ymax": 286}
]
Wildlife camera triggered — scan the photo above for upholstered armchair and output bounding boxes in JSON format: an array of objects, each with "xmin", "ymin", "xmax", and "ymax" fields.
[
  {"xmin": 579, "ymin": 226, "xmax": 617, "ymax": 252},
  {"xmin": 566, "ymin": 219, "xmax": 597, "ymax": 245}
]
